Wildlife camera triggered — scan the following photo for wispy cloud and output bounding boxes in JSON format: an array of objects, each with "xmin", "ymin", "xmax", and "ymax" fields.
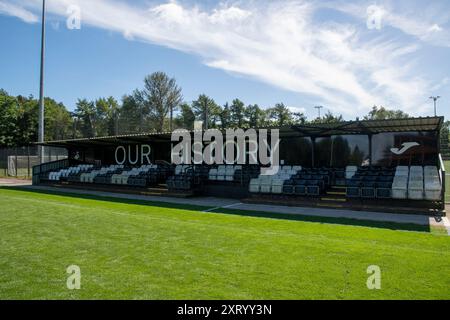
[
  {"xmin": 329, "ymin": 0, "xmax": 450, "ymax": 48},
  {"xmin": 0, "ymin": 0, "xmax": 38, "ymax": 23},
  {"xmin": 3, "ymin": 0, "xmax": 446, "ymax": 117}
]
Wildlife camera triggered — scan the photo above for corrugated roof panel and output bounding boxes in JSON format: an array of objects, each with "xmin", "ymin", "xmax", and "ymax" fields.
[{"xmin": 38, "ymin": 116, "xmax": 443, "ymax": 148}]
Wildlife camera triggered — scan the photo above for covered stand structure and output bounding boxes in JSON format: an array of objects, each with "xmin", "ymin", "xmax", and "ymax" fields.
[{"xmin": 33, "ymin": 117, "xmax": 446, "ymax": 213}]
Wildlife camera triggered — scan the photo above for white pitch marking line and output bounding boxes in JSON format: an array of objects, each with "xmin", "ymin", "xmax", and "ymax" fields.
[
  {"xmin": 203, "ymin": 202, "xmax": 242, "ymax": 213},
  {"xmin": 442, "ymin": 217, "xmax": 450, "ymax": 236}
]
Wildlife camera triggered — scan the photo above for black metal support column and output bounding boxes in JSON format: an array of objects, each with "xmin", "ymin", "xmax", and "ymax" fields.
[
  {"xmin": 368, "ymin": 134, "xmax": 373, "ymax": 166},
  {"xmin": 311, "ymin": 136, "xmax": 316, "ymax": 168}
]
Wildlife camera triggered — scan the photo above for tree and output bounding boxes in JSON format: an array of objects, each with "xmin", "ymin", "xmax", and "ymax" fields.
[
  {"xmin": 268, "ymin": 103, "xmax": 292, "ymax": 126},
  {"xmin": 292, "ymin": 112, "xmax": 307, "ymax": 125},
  {"xmin": 120, "ymin": 94, "xmax": 142, "ymax": 134},
  {"xmin": 175, "ymin": 103, "xmax": 195, "ymax": 130},
  {"xmin": 442, "ymin": 121, "xmax": 450, "ymax": 140},
  {"xmin": 219, "ymin": 103, "xmax": 232, "ymax": 129},
  {"xmin": 74, "ymin": 99, "xmax": 97, "ymax": 137},
  {"xmin": 44, "ymin": 98, "xmax": 73, "ymax": 141},
  {"xmin": 95, "ymin": 97, "xmax": 120, "ymax": 136},
  {"xmin": 15, "ymin": 95, "xmax": 38, "ymax": 145},
  {"xmin": 0, "ymin": 90, "xmax": 73, "ymax": 146},
  {"xmin": 312, "ymin": 111, "xmax": 344, "ymax": 124},
  {"xmin": 230, "ymin": 99, "xmax": 246, "ymax": 128},
  {"xmin": 0, "ymin": 90, "xmax": 19, "ymax": 147},
  {"xmin": 192, "ymin": 94, "xmax": 220, "ymax": 130},
  {"xmin": 135, "ymin": 72, "xmax": 182, "ymax": 132},
  {"xmin": 364, "ymin": 106, "xmax": 409, "ymax": 120},
  {"xmin": 245, "ymin": 104, "xmax": 266, "ymax": 128}
]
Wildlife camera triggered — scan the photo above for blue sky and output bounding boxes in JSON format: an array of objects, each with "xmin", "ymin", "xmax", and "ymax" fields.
[{"xmin": 0, "ymin": 0, "xmax": 449, "ymax": 120}]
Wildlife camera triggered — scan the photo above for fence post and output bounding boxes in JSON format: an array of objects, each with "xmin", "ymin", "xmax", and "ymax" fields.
[
  {"xmin": 1, "ymin": 148, "xmax": 4, "ymax": 177},
  {"xmin": 5, "ymin": 148, "xmax": 8, "ymax": 177},
  {"xmin": 27, "ymin": 145, "xmax": 31, "ymax": 178},
  {"xmin": 15, "ymin": 147, "xmax": 18, "ymax": 177}
]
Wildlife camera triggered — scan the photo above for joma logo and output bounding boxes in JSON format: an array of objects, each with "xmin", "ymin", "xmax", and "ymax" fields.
[{"xmin": 390, "ymin": 142, "xmax": 420, "ymax": 155}]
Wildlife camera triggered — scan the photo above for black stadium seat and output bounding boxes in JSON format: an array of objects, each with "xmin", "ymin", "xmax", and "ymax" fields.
[
  {"xmin": 376, "ymin": 181, "xmax": 393, "ymax": 199},
  {"xmin": 306, "ymin": 180, "xmax": 320, "ymax": 196},
  {"xmin": 361, "ymin": 181, "xmax": 376, "ymax": 198},
  {"xmin": 345, "ymin": 166, "xmax": 395, "ymax": 199},
  {"xmin": 294, "ymin": 184, "xmax": 307, "ymax": 195},
  {"xmin": 346, "ymin": 179, "xmax": 361, "ymax": 198}
]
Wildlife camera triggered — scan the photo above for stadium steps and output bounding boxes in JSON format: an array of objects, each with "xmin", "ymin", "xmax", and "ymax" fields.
[
  {"xmin": 322, "ymin": 187, "xmax": 347, "ymax": 200},
  {"xmin": 320, "ymin": 196, "xmax": 347, "ymax": 203},
  {"xmin": 143, "ymin": 189, "xmax": 195, "ymax": 198},
  {"xmin": 316, "ymin": 202, "xmax": 345, "ymax": 208}
]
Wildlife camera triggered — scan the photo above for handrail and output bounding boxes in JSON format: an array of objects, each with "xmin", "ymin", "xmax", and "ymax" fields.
[
  {"xmin": 32, "ymin": 159, "xmax": 70, "ymax": 185},
  {"xmin": 439, "ymin": 153, "xmax": 446, "ymax": 209}
]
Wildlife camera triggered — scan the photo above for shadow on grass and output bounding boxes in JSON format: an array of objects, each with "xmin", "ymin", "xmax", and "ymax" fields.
[{"xmin": 0, "ymin": 185, "xmax": 431, "ymax": 233}]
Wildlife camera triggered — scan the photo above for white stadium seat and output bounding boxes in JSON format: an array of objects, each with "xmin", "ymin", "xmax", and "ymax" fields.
[
  {"xmin": 271, "ymin": 179, "xmax": 284, "ymax": 194},
  {"xmin": 395, "ymin": 166, "xmax": 409, "ymax": 177},
  {"xmin": 259, "ymin": 175, "xmax": 273, "ymax": 194},
  {"xmin": 249, "ymin": 178, "xmax": 260, "ymax": 193},
  {"xmin": 392, "ymin": 176, "xmax": 408, "ymax": 199},
  {"xmin": 424, "ymin": 166, "xmax": 439, "ymax": 178},
  {"xmin": 425, "ymin": 179, "xmax": 442, "ymax": 201},
  {"xmin": 208, "ymin": 168, "xmax": 218, "ymax": 181},
  {"xmin": 408, "ymin": 179, "xmax": 424, "ymax": 200},
  {"xmin": 424, "ymin": 167, "xmax": 442, "ymax": 201},
  {"xmin": 346, "ymin": 166, "xmax": 358, "ymax": 179},
  {"xmin": 216, "ymin": 166, "xmax": 226, "ymax": 181},
  {"xmin": 225, "ymin": 166, "xmax": 235, "ymax": 181}
]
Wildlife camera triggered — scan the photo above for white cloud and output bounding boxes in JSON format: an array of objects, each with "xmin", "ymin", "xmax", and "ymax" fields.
[
  {"xmin": 288, "ymin": 106, "xmax": 307, "ymax": 114},
  {"xmin": 0, "ymin": 1, "xmax": 38, "ymax": 23},
  {"xmin": 209, "ymin": 6, "xmax": 252, "ymax": 24},
  {"xmin": 2, "ymin": 0, "xmax": 442, "ymax": 117},
  {"xmin": 428, "ymin": 24, "xmax": 442, "ymax": 32},
  {"xmin": 329, "ymin": 1, "xmax": 450, "ymax": 47}
]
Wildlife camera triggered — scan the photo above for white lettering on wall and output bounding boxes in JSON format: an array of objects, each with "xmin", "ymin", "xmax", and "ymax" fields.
[
  {"xmin": 128, "ymin": 145, "xmax": 139, "ymax": 165},
  {"xmin": 141, "ymin": 144, "xmax": 151, "ymax": 164},
  {"xmin": 114, "ymin": 144, "xmax": 152, "ymax": 165},
  {"xmin": 115, "ymin": 146, "xmax": 126, "ymax": 165}
]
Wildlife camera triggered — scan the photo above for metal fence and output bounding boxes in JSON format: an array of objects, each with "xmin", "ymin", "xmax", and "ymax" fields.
[{"xmin": 0, "ymin": 146, "xmax": 68, "ymax": 178}]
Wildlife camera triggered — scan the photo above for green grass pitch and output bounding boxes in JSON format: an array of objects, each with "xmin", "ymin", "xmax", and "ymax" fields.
[{"xmin": 0, "ymin": 187, "xmax": 449, "ymax": 300}]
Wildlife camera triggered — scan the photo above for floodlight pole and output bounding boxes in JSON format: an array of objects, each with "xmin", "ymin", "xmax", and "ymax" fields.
[
  {"xmin": 38, "ymin": 0, "xmax": 46, "ymax": 163},
  {"xmin": 314, "ymin": 106, "xmax": 323, "ymax": 119},
  {"xmin": 429, "ymin": 96, "xmax": 441, "ymax": 117}
]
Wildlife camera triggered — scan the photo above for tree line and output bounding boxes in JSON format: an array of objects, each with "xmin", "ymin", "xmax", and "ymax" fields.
[{"xmin": 1, "ymin": 71, "xmax": 441, "ymax": 148}]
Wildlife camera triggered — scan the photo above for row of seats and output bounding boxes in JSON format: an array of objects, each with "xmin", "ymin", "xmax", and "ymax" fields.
[
  {"xmin": 392, "ymin": 166, "xmax": 442, "ymax": 201},
  {"xmin": 346, "ymin": 166, "xmax": 442, "ymax": 201},
  {"xmin": 249, "ymin": 166, "xmax": 301, "ymax": 194},
  {"xmin": 346, "ymin": 176, "xmax": 394, "ymax": 199},
  {"xmin": 280, "ymin": 168, "xmax": 332, "ymax": 196},
  {"xmin": 209, "ymin": 165, "xmax": 243, "ymax": 182},
  {"xmin": 45, "ymin": 164, "xmax": 94, "ymax": 181},
  {"xmin": 250, "ymin": 167, "xmax": 345, "ymax": 197},
  {"xmin": 208, "ymin": 165, "xmax": 265, "ymax": 184},
  {"xmin": 346, "ymin": 166, "xmax": 395, "ymax": 178},
  {"xmin": 43, "ymin": 163, "xmax": 443, "ymax": 203},
  {"xmin": 78, "ymin": 165, "xmax": 124, "ymax": 183},
  {"xmin": 167, "ymin": 165, "xmax": 210, "ymax": 192},
  {"xmin": 109, "ymin": 165, "xmax": 171, "ymax": 187},
  {"xmin": 125, "ymin": 165, "xmax": 173, "ymax": 187},
  {"xmin": 47, "ymin": 163, "xmax": 174, "ymax": 188},
  {"xmin": 111, "ymin": 166, "xmax": 154, "ymax": 185},
  {"xmin": 74, "ymin": 164, "xmax": 173, "ymax": 188}
]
